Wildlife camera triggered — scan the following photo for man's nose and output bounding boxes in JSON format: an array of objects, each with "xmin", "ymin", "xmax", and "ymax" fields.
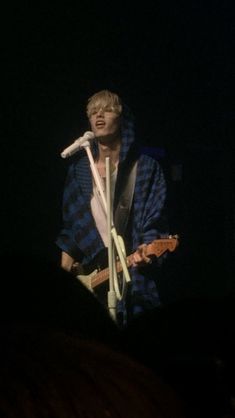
[{"xmin": 97, "ymin": 108, "xmax": 105, "ymax": 116}]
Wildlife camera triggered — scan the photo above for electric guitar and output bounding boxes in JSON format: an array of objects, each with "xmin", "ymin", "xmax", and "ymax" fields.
[{"xmin": 76, "ymin": 235, "xmax": 179, "ymax": 291}]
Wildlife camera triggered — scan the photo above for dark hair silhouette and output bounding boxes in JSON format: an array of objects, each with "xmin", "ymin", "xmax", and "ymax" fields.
[{"xmin": 0, "ymin": 252, "xmax": 186, "ymax": 418}]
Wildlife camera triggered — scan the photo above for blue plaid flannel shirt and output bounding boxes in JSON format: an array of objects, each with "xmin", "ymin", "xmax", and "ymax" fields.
[{"xmin": 56, "ymin": 107, "xmax": 169, "ymax": 326}]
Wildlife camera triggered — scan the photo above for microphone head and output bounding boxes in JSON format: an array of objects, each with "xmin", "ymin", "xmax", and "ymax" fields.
[
  {"xmin": 84, "ymin": 131, "xmax": 95, "ymax": 140},
  {"xmin": 60, "ymin": 131, "xmax": 95, "ymax": 159}
]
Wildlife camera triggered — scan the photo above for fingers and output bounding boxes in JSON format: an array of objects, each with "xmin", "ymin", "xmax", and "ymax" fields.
[{"xmin": 132, "ymin": 244, "xmax": 152, "ymax": 266}]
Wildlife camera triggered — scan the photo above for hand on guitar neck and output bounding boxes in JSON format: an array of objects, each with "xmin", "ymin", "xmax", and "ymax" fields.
[
  {"xmin": 132, "ymin": 243, "xmax": 154, "ymax": 266},
  {"xmin": 73, "ymin": 235, "xmax": 179, "ymax": 292}
]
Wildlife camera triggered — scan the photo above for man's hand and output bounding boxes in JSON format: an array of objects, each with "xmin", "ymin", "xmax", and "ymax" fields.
[{"xmin": 132, "ymin": 244, "xmax": 152, "ymax": 267}]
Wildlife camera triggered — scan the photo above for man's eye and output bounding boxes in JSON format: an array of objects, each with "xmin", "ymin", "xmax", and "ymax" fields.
[{"xmin": 90, "ymin": 106, "xmax": 114, "ymax": 115}]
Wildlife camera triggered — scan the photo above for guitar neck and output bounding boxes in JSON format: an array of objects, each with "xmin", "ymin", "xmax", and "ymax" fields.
[
  {"xmin": 90, "ymin": 236, "xmax": 179, "ymax": 289},
  {"xmin": 90, "ymin": 253, "xmax": 134, "ymax": 289}
]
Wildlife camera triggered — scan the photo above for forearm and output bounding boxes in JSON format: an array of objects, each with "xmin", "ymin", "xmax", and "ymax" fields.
[{"xmin": 61, "ymin": 251, "xmax": 75, "ymax": 272}]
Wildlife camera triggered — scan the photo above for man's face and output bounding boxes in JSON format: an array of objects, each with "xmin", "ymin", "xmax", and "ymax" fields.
[{"xmin": 88, "ymin": 104, "xmax": 121, "ymax": 139}]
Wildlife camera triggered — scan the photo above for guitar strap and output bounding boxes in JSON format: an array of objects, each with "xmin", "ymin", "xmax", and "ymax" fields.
[{"xmin": 114, "ymin": 160, "xmax": 137, "ymax": 238}]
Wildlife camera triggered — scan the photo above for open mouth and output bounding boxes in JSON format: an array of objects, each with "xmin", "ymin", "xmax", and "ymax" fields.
[{"xmin": 96, "ymin": 121, "xmax": 105, "ymax": 128}]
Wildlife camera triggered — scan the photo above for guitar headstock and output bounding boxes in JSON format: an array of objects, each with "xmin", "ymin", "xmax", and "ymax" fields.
[
  {"xmin": 147, "ymin": 235, "xmax": 179, "ymax": 257},
  {"xmin": 167, "ymin": 234, "xmax": 180, "ymax": 251}
]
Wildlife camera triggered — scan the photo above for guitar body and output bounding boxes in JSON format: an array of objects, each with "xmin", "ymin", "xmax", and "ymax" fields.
[{"xmin": 82, "ymin": 248, "xmax": 108, "ymax": 277}]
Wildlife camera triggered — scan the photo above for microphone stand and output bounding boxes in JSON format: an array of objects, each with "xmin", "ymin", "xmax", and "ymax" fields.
[
  {"xmin": 106, "ymin": 157, "xmax": 117, "ymax": 321},
  {"xmin": 81, "ymin": 141, "xmax": 131, "ymax": 322}
]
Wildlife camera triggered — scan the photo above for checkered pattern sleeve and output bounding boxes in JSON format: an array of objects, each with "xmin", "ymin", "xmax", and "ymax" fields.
[{"xmin": 132, "ymin": 154, "xmax": 168, "ymax": 249}]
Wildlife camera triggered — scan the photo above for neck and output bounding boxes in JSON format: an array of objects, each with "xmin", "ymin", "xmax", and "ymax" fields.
[
  {"xmin": 95, "ymin": 139, "xmax": 120, "ymax": 178},
  {"xmin": 97, "ymin": 135, "xmax": 121, "ymax": 165}
]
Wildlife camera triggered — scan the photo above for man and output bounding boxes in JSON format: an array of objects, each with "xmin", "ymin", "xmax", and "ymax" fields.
[{"xmin": 56, "ymin": 89, "xmax": 169, "ymax": 326}]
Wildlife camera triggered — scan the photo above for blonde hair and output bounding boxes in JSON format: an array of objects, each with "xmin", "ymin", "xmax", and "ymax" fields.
[{"xmin": 86, "ymin": 90, "xmax": 122, "ymax": 118}]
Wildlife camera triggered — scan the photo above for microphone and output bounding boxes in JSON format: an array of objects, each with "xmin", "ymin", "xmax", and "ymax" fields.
[{"xmin": 61, "ymin": 131, "xmax": 95, "ymax": 158}]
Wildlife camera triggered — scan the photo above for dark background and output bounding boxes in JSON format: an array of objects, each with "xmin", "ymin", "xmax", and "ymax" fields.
[{"xmin": 1, "ymin": 2, "xmax": 234, "ymax": 301}]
